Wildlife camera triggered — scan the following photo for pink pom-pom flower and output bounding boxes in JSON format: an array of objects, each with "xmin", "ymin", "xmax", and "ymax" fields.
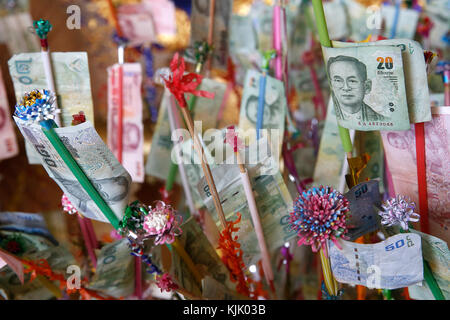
[
  {"xmin": 289, "ymin": 186, "xmax": 349, "ymax": 254},
  {"xmin": 143, "ymin": 201, "xmax": 182, "ymax": 245},
  {"xmin": 155, "ymin": 273, "xmax": 178, "ymax": 293}
]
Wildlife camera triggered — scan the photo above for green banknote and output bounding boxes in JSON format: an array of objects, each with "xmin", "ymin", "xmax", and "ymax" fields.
[
  {"xmin": 152, "ymin": 217, "xmax": 234, "ymax": 297},
  {"xmin": 408, "ymin": 230, "xmax": 450, "ymax": 300},
  {"xmin": 197, "ymin": 137, "xmax": 295, "ymax": 267},
  {"xmin": 0, "ymin": 245, "xmax": 75, "ymax": 300},
  {"xmin": 87, "ymin": 239, "xmax": 134, "ymax": 298},
  {"xmin": 313, "ymin": 99, "xmax": 347, "ymax": 190},
  {"xmin": 190, "ymin": 0, "xmax": 232, "ymax": 71},
  {"xmin": 8, "ymin": 52, "xmax": 95, "ymax": 164},
  {"xmin": 239, "ymin": 69, "xmax": 286, "ymax": 160},
  {"xmin": 333, "ymin": 39, "xmax": 431, "ymax": 123},
  {"xmin": 145, "ymin": 81, "xmax": 225, "ymax": 181},
  {"xmin": 322, "ymin": 45, "xmax": 410, "ymax": 131}
]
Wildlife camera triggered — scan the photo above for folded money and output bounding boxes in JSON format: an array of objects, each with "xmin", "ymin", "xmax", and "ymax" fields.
[
  {"xmin": 0, "ymin": 11, "xmax": 40, "ymax": 54},
  {"xmin": 152, "ymin": 217, "xmax": 234, "ymax": 297},
  {"xmin": 322, "ymin": 45, "xmax": 410, "ymax": 131},
  {"xmin": 329, "ymin": 233, "xmax": 423, "ymax": 289},
  {"xmin": 408, "ymin": 230, "xmax": 450, "ymax": 300},
  {"xmin": 0, "ymin": 212, "xmax": 58, "ymax": 245},
  {"xmin": 381, "ymin": 106, "xmax": 450, "ymax": 244},
  {"xmin": 87, "ymin": 239, "xmax": 135, "ymax": 298},
  {"xmin": 190, "ymin": 0, "xmax": 232, "ymax": 71},
  {"xmin": 333, "ymin": 39, "xmax": 432, "ymax": 123},
  {"xmin": 345, "ymin": 180, "xmax": 381, "ymax": 241},
  {"xmin": 14, "ymin": 118, "xmax": 132, "ymax": 224},
  {"xmin": 145, "ymin": 81, "xmax": 225, "ymax": 182},
  {"xmin": 0, "ymin": 245, "xmax": 75, "ymax": 300},
  {"xmin": 117, "ymin": 3, "xmax": 156, "ymax": 46},
  {"xmin": 197, "ymin": 137, "xmax": 295, "ymax": 266},
  {"xmin": 8, "ymin": 52, "xmax": 95, "ymax": 164},
  {"xmin": 238, "ymin": 69, "xmax": 286, "ymax": 160},
  {"xmin": 107, "ymin": 63, "xmax": 144, "ymax": 183}
]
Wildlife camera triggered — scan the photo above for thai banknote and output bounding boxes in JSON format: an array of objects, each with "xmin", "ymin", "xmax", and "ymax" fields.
[
  {"xmin": 320, "ymin": 0, "xmax": 350, "ymax": 40},
  {"xmin": 322, "ymin": 45, "xmax": 410, "ymax": 131},
  {"xmin": 142, "ymin": 0, "xmax": 177, "ymax": 37},
  {"xmin": 239, "ymin": 69, "xmax": 286, "ymax": 160},
  {"xmin": 107, "ymin": 63, "xmax": 144, "ymax": 183},
  {"xmin": 425, "ymin": 4, "xmax": 449, "ymax": 50},
  {"xmin": 8, "ymin": 52, "xmax": 95, "ymax": 163},
  {"xmin": 0, "ymin": 11, "xmax": 40, "ymax": 54},
  {"xmin": 202, "ymin": 276, "xmax": 248, "ymax": 300},
  {"xmin": 197, "ymin": 137, "xmax": 295, "ymax": 267},
  {"xmin": 0, "ymin": 245, "xmax": 75, "ymax": 300},
  {"xmin": 380, "ymin": 4, "xmax": 420, "ymax": 39},
  {"xmin": 0, "ymin": 229, "xmax": 55, "ymax": 256},
  {"xmin": 329, "ymin": 233, "xmax": 423, "ymax": 289},
  {"xmin": 190, "ymin": 0, "xmax": 232, "ymax": 71},
  {"xmin": 345, "ymin": 180, "xmax": 381, "ymax": 240},
  {"xmin": 380, "ymin": 107, "xmax": 450, "ymax": 244},
  {"xmin": 408, "ymin": 230, "xmax": 450, "ymax": 300},
  {"xmin": 117, "ymin": 3, "xmax": 156, "ymax": 46},
  {"xmin": 354, "ymin": 130, "xmax": 385, "ymax": 193},
  {"xmin": 87, "ymin": 238, "xmax": 135, "ymax": 298},
  {"xmin": 13, "ymin": 118, "xmax": 132, "ymax": 223},
  {"xmin": 340, "ymin": 0, "xmax": 419, "ymax": 41},
  {"xmin": 145, "ymin": 82, "xmax": 224, "ymax": 181},
  {"xmin": 313, "ymin": 99, "xmax": 347, "ymax": 190},
  {"xmin": 333, "ymin": 39, "xmax": 432, "ymax": 123},
  {"xmin": 0, "ymin": 211, "xmax": 58, "ymax": 245},
  {"xmin": 152, "ymin": 217, "xmax": 234, "ymax": 296},
  {"xmin": 0, "ymin": 68, "xmax": 19, "ymax": 161}
]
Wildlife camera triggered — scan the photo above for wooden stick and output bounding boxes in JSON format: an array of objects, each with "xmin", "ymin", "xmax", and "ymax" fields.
[
  {"xmin": 206, "ymin": 0, "xmax": 216, "ymax": 72},
  {"xmin": 179, "ymin": 107, "xmax": 227, "ymax": 229}
]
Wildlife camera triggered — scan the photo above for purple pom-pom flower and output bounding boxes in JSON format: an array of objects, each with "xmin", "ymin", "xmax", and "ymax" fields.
[
  {"xmin": 289, "ymin": 186, "xmax": 349, "ymax": 254},
  {"xmin": 378, "ymin": 195, "xmax": 419, "ymax": 231}
]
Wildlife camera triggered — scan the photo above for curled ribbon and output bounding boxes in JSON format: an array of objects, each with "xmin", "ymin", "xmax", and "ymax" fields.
[{"xmin": 163, "ymin": 53, "xmax": 214, "ymax": 108}]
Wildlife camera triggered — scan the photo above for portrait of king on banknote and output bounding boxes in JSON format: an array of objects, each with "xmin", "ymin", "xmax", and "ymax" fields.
[
  {"xmin": 323, "ymin": 46, "xmax": 410, "ymax": 131},
  {"xmin": 327, "ymin": 56, "xmax": 385, "ymax": 123}
]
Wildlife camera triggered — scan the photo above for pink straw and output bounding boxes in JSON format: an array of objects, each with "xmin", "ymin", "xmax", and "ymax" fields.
[
  {"xmin": 77, "ymin": 215, "xmax": 97, "ymax": 268},
  {"xmin": 273, "ymin": 5, "xmax": 282, "ymax": 81},
  {"xmin": 84, "ymin": 219, "xmax": 99, "ymax": 249}
]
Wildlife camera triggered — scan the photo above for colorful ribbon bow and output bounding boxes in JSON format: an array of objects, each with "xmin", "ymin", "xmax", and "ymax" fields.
[{"xmin": 163, "ymin": 53, "xmax": 214, "ymax": 108}]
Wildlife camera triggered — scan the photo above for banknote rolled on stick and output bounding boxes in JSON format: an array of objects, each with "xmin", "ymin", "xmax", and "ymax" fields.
[{"xmin": 40, "ymin": 119, "xmax": 121, "ymax": 229}]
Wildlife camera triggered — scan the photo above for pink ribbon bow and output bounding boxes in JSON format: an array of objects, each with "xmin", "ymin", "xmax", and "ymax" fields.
[{"xmin": 163, "ymin": 53, "xmax": 214, "ymax": 108}]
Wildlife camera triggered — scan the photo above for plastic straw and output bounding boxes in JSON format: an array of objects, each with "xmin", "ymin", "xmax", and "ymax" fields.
[
  {"xmin": 40, "ymin": 120, "xmax": 120, "ymax": 229},
  {"xmin": 311, "ymin": 0, "xmax": 353, "ymax": 154}
]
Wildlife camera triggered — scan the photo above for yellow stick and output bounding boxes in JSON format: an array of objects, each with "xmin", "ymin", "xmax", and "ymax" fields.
[
  {"xmin": 171, "ymin": 239, "xmax": 203, "ymax": 286},
  {"xmin": 319, "ymin": 249, "xmax": 338, "ymax": 296}
]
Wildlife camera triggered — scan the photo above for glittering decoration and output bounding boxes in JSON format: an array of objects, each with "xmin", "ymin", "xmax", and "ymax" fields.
[
  {"xmin": 289, "ymin": 186, "xmax": 350, "ymax": 253},
  {"xmin": 193, "ymin": 41, "xmax": 213, "ymax": 68},
  {"xmin": 33, "ymin": 19, "xmax": 52, "ymax": 39},
  {"xmin": 321, "ymin": 281, "xmax": 344, "ymax": 300},
  {"xmin": 378, "ymin": 195, "xmax": 420, "ymax": 231},
  {"xmin": 225, "ymin": 126, "xmax": 244, "ymax": 152},
  {"xmin": 155, "ymin": 273, "xmax": 178, "ymax": 293},
  {"xmin": 217, "ymin": 213, "xmax": 250, "ymax": 297},
  {"xmin": 61, "ymin": 194, "xmax": 77, "ymax": 215},
  {"xmin": 143, "ymin": 201, "xmax": 182, "ymax": 245},
  {"xmin": 14, "ymin": 89, "xmax": 59, "ymax": 123},
  {"xmin": 162, "ymin": 53, "xmax": 214, "ymax": 108}
]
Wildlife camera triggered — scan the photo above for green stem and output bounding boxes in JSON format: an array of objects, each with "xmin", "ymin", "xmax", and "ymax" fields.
[
  {"xmin": 40, "ymin": 120, "xmax": 120, "ymax": 229},
  {"xmin": 311, "ymin": 0, "xmax": 353, "ymax": 153}
]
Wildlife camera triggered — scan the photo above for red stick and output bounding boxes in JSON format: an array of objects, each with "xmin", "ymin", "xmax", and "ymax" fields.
[
  {"xmin": 415, "ymin": 123, "xmax": 429, "ymax": 234},
  {"xmin": 116, "ymin": 66, "xmax": 124, "ymax": 163}
]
